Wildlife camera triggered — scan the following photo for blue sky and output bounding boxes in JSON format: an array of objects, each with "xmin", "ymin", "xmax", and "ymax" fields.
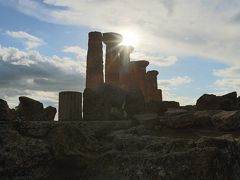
[{"xmin": 0, "ymin": 0, "xmax": 240, "ymax": 108}]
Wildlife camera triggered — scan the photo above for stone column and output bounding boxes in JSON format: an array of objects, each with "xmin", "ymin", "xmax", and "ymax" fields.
[
  {"xmin": 59, "ymin": 91, "xmax": 82, "ymax": 121},
  {"xmin": 86, "ymin": 31, "xmax": 103, "ymax": 90},
  {"xmin": 129, "ymin": 61, "xmax": 149, "ymax": 99},
  {"xmin": 118, "ymin": 45, "xmax": 134, "ymax": 90},
  {"xmin": 103, "ymin": 32, "xmax": 123, "ymax": 87},
  {"xmin": 156, "ymin": 89, "xmax": 163, "ymax": 101},
  {"xmin": 146, "ymin": 70, "xmax": 159, "ymax": 102}
]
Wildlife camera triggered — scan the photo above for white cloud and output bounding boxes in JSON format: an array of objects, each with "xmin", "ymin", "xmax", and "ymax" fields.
[
  {"xmin": 6, "ymin": 31, "xmax": 44, "ymax": 49},
  {"xmin": 158, "ymin": 76, "xmax": 192, "ymax": 89},
  {"xmin": 2, "ymin": 0, "xmax": 240, "ymax": 66},
  {"xmin": 131, "ymin": 51, "xmax": 177, "ymax": 67},
  {"xmin": 157, "ymin": 76, "xmax": 193, "ymax": 105},
  {"xmin": 62, "ymin": 46, "xmax": 87, "ymax": 59},
  {"xmin": 213, "ymin": 66, "xmax": 240, "ymax": 93},
  {"xmin": 0, "ymin": 45, "xmax": 86, "ymax": 108},
  {"xmin": 162, "ymin": 90, "xmax": 196, "ymax": 106}
]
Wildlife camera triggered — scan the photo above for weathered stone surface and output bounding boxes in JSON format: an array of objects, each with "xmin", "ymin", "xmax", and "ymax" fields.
[
  {"xmin": 83, "ymin": 88, "xmax": 104, "ymax": 121},
  {"xmin": 2, "ymin": 114, "xmax": 240, "ymax": 179},
  {"xmin": 145, "ymin": 101, "xmax": 180, "ymax": 115},
  {"xmin": 0, "ymin": 125, "xmax": 53, "ymax": 180},
  {"xmin": 101, "ymin": 84, "xmax": 127, "ymax": 120},
  {"xmin": 212, "ymin": 110, "xmax": 240, "ymax": 131},
  {"xmin": 83, "ymin": 84, "xmax": 127, "ymax": 120},
  {"xmin": 44, "ymin": 106, "xmax": 56, "ymax": 121},
  {"xmin": 160, "ymin": 110, "xmax": 216, "ymax": 129},
  {"xmin": 119, "ymin": 45, "xmax": 134, "ymax": 90},
  {"xmin": 162, "ymin": 101, "xmax": 180, "ymax": 108},
  {"xmin": 196, "ymin": 92, "xmax": 239, "ymax": 111},
  {"xmin": 0, "ymin": 99, "xmax": 10, "ymax": 121},
  {"xmin": 129, "ymin": 60, "xmax": 149, "ymax": 100},
  {"xmin": 132, "ymin": 113, "xmax": 159, "ymax": 129},
  {"xmin": 103, "ymin": 32, "xmax": 123, "ymax": 87},
  {"xmin": 59, "ymin": 91, "xmax": 82, "ymax": 121},
  {"xmin": 86, "ymin": 31, "xmax": 104, "ymax": 90},
  {"xmin": 238, "ymin": 96, "xmax": 240, "ymax": 107},
  {"xmin": 146, "ymin": 70, "xmax": 159, "ymax": 102},
  {"xmin": 145, "ymin": 100, "xmax": 168, "ymax": 115},
  {"xmin": 125, "ymin": 89, "xmax": 145, "ymax": 115},
  {"xmin": 18, "ymin": 96, "xmax": 47, "ymax": 121}
]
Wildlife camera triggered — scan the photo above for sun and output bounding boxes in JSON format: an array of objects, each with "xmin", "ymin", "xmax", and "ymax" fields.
[{"xmin": 121, "ymin": 31, "xmax": 138, "ymax": 46}]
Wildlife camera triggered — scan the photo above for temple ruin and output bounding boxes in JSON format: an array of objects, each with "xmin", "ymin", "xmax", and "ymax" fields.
[{"xmin": 81, "ymin": 31, "xmax": 163, "ymax": 120}]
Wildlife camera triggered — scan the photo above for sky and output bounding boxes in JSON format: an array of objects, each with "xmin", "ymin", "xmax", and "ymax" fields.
[{"xmin": 0, "ymin": 0, "xmax": 240, "ymax": 109}]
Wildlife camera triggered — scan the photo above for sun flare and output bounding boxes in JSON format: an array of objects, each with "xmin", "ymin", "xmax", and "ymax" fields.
[{"xmin": 121, "ymin": 31, "xmax": 138, "ymax": 46}]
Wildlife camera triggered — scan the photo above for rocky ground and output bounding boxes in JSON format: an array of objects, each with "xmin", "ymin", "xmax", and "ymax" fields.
[
  {"xmin": 1, "ymin": 110, "xmax": 240, "ymax": 180},
  {"xmin": 1, "ymin": 92, "xmax": 240, "ymax": 180}
]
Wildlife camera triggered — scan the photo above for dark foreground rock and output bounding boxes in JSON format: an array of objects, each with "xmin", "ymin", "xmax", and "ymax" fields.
[
  {"xmin": 17, "ymin": 96, "xmax": 48, "ymax": 121},
  {"xmin": 196, "ymin": 92, "xmax": 239, "ymax": 111},
  {"xmin": 1, "ymin": 114, "xmax": 240, "ymax": 180},
  {"xmin": 0, "ymin": 99, "xmax": 11, "ymax": 121}
]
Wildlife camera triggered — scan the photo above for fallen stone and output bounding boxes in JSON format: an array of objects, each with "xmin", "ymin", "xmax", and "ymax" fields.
[
  {"xmin": 44, "ymin": 106, "xmax": 57, "ymax": 121},
  {"xmin": 146, "ymin": 101, "xmax": 180, "ymax": 115},
  {"xmin": 17, "ymin": 96, "xmax": 47, "ymax": 121},
  {"xmin": 132, "ymin": 113, "xmax": 159, "ymax": 129},
  {"xmin": 160, "ymin": 110, "xmax": 217, "ymax": 129},
  {"xmin": 0, "ymin": 99, "xmax": 10, "ymax": 121},
  {"xmin": 125, "ymin": 89, "xmax": 145, "ymax": 115},
  {"xmin": 196, "ymin": 92, "xmax": 239, "ymax": 111},
  {"xmin": 212, "ymin": 110, "xmax": 240, "ymax": 131}
]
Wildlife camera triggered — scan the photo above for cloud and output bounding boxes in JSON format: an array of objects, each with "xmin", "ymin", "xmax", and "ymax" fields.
[
  {"xmin": 213, "ymin": 66, "xmax": 240, "ymax": 92},
  {"xmin": 158, "ymin": 76, "xmax": 192, "ymax": 89},
  {"xmin": 62, "ymin": 46, "xmax": 87, "ymax": 59},
  {"xmin": 6, "ymin": 31, "xmax": 44, "ymax": 49},
  {"xmin": 162, "ymin": 90, "xmax": 196, "ymax": 106},
  {"xmin": 0, "ymin": 45, "xmax": 86, "ymax": 107},
  {"xmin": 131, "ymin": 51, "xmax": 177, "ymax": 67},
  {"xmin": 2, "ymin": 0, "xmax": 240, "ymax": 66},
  {"xmin": 157, "ymin": 76, "xmax": 193, "ymax": 105}
]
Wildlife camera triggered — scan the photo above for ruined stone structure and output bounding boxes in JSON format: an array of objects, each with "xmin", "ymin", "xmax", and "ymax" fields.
[
  {"xmin": 86, "ymin": 32, "xmax": 104, "ymax": 90},
  {"xmin": 119, "ymin": 45, "xmax": 134, "ymax": 90},
  {"xmin": 59, "ymin": 91, "xmax": 82, "ymax": 121},
  {"xmin": 146, "ymin": 70, "xmax": 162, "ymax": 102},
  {"xmin": 129, "ymin": 60, "xmax": 149, "ymax": 100},
  {"xmin": 83, "ymin": 31, "xmax": 163, "ymax": 120},
  {"xmin": 103, "ymin": 32, "xmax": 123, "ymax": 87}
]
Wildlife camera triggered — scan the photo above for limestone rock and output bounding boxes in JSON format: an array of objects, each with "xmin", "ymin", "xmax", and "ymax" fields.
[
  {"xmin": 83, "ymin": 84, "xmax": 127, "ymax": 120},
  {"xmin": 18, "ymin": 96, "xmax": 47, "ymax": 121},
  {"xmin": 132, "ymin": 113, "xmax": 159, "ymax": 129},
  {"xmin": 44, "ymin": 106, "xmax": 57, "ymax": 121},
  {"xmin": 83, "ymin": 88, "xmax": 104, "ymax": 121},
  {"xmin": 160, "ymin": 110, "xmax": 216, "ymax": 129},
  {"xmin": 145, "ymin": 101, "xmax": 180, "ymax": 115},
  {"xmin": 196, "ymin": 92, "xmax": 239, "ymax": 111},
  {"xmin": 212, "ymin": 110, "xmax": 240, "ymax": 130},
  {"xmin": 125, "ymin": 89, "xmax": 145, "ymax": 115},
  {"xmin": 0, "ymin": 99, "xmax": 10, "ymax": 121},
  {"xmin": 0, "ymin": 125, "xmax": 53, "ymax": 180}
]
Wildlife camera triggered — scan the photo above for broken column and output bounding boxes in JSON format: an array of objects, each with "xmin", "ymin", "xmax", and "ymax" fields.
[
  {"xmin": 119, "ymin": 45, "xmax": 134, "ymax": 90},
  {"xmin": 86, "ymin": 31, "xmax": 104, "ymax": 90},
  {"xmin": 146, "ymin": 70, "xmax": 159, "ymax": 102},
  {"xmin": 103, "ymin": 32, "xmax": 123, "ymax": 87},
  {"xmin": 129, "ymin": 60, "xmax": 149, "ymax": 97},
  {"xmin": 59, "ymin": 91, "xmax": 82, "ymax": 121}
]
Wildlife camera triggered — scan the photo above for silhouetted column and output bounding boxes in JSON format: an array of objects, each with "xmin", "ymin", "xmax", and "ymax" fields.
[
  {"xmin": 59, "ymin": 91, "xmax": 82, "ymax": 121},
  {"xmin": 86, "ymin": 31, "xmax": 103, "ymax": 90},
  {"xmin": 119, "ymin": 45, "xmax": 134, "ymax": 90},
  {"xmin": 103, "ymin": 32, "xmax": 123, "ymax": 87},
  {"xmin": 129, "ymin": 61, "xmax": 149, "ymax": 99},
  {"xmin": 156, "ymin": 89, "xmax": 163, "ymax": 101},
  {"xmin": 146, "ymin": 70, "xmax": 159, "ymax": 102}
]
